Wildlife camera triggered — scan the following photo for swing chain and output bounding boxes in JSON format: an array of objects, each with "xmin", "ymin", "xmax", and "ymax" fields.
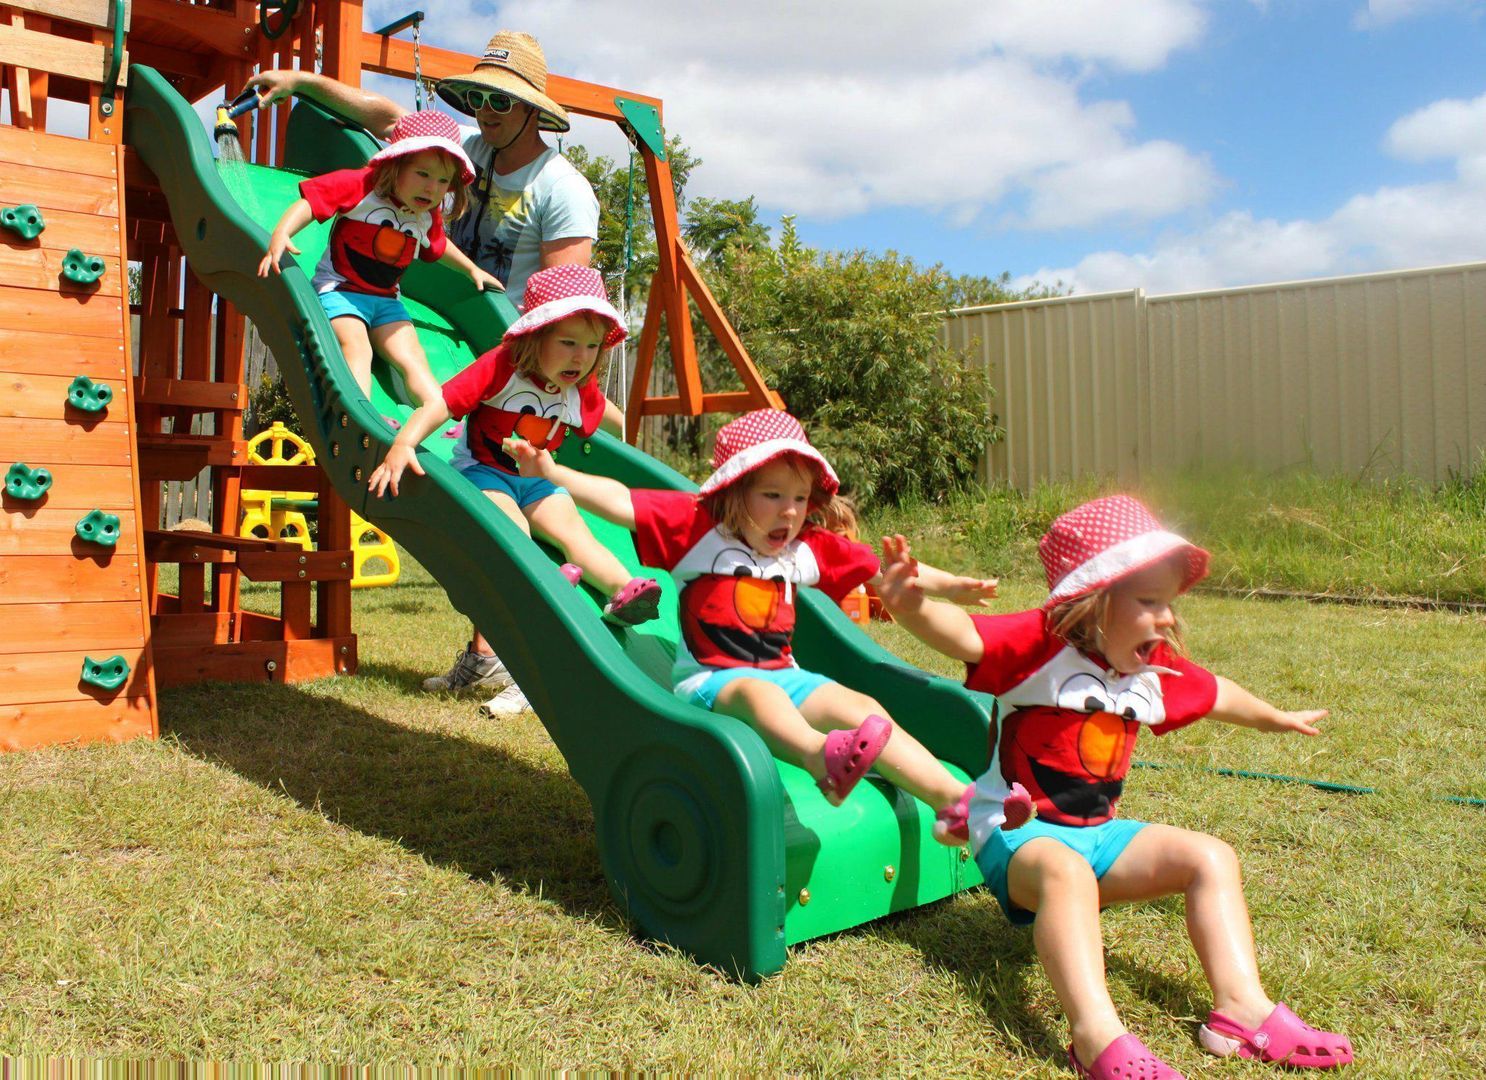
[{"xmin": 412, "ymin": 16, "xmax": 424, "ymax": 111}]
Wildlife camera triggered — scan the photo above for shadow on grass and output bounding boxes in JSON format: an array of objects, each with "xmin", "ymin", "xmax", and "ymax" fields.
[{"xmin": 160, "ymin": 679, "xmax": 622, "ymax": 929}]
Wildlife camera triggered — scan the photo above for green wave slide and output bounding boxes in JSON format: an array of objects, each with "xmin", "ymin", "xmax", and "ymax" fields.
[{"xmin": 125, "ymin": 64, "xmax": 1002, "ymax": 980}]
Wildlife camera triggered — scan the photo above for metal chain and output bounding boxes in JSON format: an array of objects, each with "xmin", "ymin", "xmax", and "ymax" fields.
[{"xmin": 412, "ymin": 17, "xmax": 424, "ymax": 111}]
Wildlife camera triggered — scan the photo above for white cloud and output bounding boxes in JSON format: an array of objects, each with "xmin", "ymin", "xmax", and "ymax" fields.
[
  {"xmin": 1352, "ymin": 0, "xmax": 1479, "ymax": 29},
  {"xmin": 373, "ymin": 0, "xmax": 1215, "ymax": 223},
  {"xmin": 1023, "ymin": 93, "xmax": 1486, "ymax": 295}
]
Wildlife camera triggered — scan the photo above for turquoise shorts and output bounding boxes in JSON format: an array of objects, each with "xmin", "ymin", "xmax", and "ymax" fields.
[
  {"xmin": 683, "ymin": 665, "xmax": 833, "ymax": 711},
  {"xmin": 457, "ymin": 461, "xmax": 566, "ymax": 509},
  {"xmin": 319, "ymin": 288, "xmax": 412, "ymax": 329},
  {"xmin": 975, "ymin": 815, "xmax": 1149, "ymax": 926}
]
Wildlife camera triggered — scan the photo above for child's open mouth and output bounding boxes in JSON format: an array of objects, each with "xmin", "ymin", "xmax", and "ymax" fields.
[
  {"xmin": 1135, "ymin": 639, "xmax": 1159, "ymax": 664},
  {"xmin": 558, "ymin": 368, "xmax": 581, "ymax": 382},
  {"xmin": 767, "ymin": 527, "xmax": 790, "ymax": 547}
]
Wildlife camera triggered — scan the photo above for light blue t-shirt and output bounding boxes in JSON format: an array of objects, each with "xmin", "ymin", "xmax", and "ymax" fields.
[{"xmin": 448, "ymin": 128, "xmax": 599, "ymax": 307}]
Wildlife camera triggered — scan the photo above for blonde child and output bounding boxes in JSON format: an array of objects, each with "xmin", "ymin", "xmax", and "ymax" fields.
[
  {"xmin": 258, "ymin": 110, "xmax": 500, "ymax": 421},
  {"xmin": 368, "ymin": 265, "xmax": 662, "ymax": 712},
  {"xmin": 877, "ymin": 495, "xmax": 1353, "ymax": 1078},
  {"xmin": 506, "ymin": 408, "xmax": 1034, "ymax": 832}
]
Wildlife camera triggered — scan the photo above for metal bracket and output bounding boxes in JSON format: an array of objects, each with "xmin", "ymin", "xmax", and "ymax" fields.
[
  {"xmin": 615, "ymin": 97, "xmax": 666, "ymax": 160},
  {"xmin": 99, "ymin": 0, "xmax": 126, "ymax": 116}
]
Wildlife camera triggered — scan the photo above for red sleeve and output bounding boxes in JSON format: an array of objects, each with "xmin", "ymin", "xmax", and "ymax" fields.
[
  {"xmin": 419, "ymin": 208, "xmax": 447, "ymax": 262},
  {"xmin": 1150, "ymin": 648, "xmax": 1219, "ymax": 734},
  {"xmin": 964, "ymin": 609, "xmax": 1066, "ymax": 695},
  {"xmin": 631, "ymin": 489, "xmax": 712, "ymax": 570},
  {"xmin": 299, "ymin": 167, "xmax": 375, "ymax": 222},
  {"xmin": 800, "ymin": 528, "xmax": 879, "ymax": 602},
  {"xmin": 441, "ymin": 345, "xmax": 513, "ymax": 420},
  {"xmin": 574, "ymin": 376, "xmax": 607, "ymax": 437}
]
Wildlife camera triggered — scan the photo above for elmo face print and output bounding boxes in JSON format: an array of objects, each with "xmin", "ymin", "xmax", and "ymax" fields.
[
  {"xmin": 330, "ymin": 206, "xmax": 421, "ymax": 292},
  {"xmin": 678, "ymin": 546, "xmax": 794, "ymax": 667}
]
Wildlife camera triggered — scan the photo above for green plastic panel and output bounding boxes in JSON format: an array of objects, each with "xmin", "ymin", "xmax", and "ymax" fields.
[{"xmin": 126, "ymin": 66, "xmax": 997, "ymax": 980}]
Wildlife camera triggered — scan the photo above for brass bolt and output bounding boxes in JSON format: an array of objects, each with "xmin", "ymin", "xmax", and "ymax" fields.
[
  {"xmin": 883, "ymin": 865, "xmax": 896, "ymax": 882},
  {"xmin": 298, "ymin": 555, "xmax": 306, "ymax": 564},
  {"xmin": 360, "ymin": 434, "xmax": 370, "ymax": 449},
  {"xmin": 331, "ymin": 443, "xmax": 340, "ymax": 457},
  {"xmin": 340, "ymin": 414, "xmax": 349, "ymax": 428},
  {"xmin": 297, "ymin": 570, "xmax": 305, "ymax": 578},
  {"xmin": 353, "ymin": 467, "xmax": 363, "ymax": 482},
  {"xmin": 960, "ymin": 848, "xmax": 970, "ymax": 862},
  {"xmin": 798, "ymin": 888, "xmax": 810, "ymax": 906}
]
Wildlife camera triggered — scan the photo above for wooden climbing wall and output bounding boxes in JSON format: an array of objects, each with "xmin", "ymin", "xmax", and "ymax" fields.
[{"xmin": 0, "ymin": 124, "xmax": 158, "ymax": 750}]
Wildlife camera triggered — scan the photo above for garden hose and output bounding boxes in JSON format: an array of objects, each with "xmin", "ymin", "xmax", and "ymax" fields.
[{"xmin": 1133, "ymin": 760, "xmax": 1486, "ymax": 808}]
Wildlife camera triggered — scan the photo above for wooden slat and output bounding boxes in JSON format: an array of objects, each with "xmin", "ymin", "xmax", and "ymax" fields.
[
  {"xmin": 0, "ymin": 245, "xmax": 123, "ymax": 296},
  {"xmin": 0, "ymin": 326, "xmax": 125, "ymax": 376},
  {"xmin": 0, "ymin": 506, "xmax": 137, "ymax": 554},
  {"xmin": 0, "ymin": 415, "xmax": 131, "ymax": 464},
  {"xmin": 0, "ymin": 645, "xmax": 147, "ymax": 705},
  {"xmin": 133, "ymin": 375, "xmax": 244, "ymax": 410},
  {"xmin": 0, "ymin": 158, "xmax": 118, "ymax": 216},
  {"xmin": 152, "ymin": 636, "xmax": 353, "ymax": 687},
  {"xmin": 0, "ymin": 203, "xmax": 121, "ymax": 255},
  {"xmin": 0, "ymin": 122, "xmax": 115, "ymax": 174},
  {"xmin": 237, "ymin": 548, "xmax": 352, "ymax": 582},
  {"xmin": 0, "ymin": 600, "xmax": 143, "ymax": 653},
  {"xmin": 0, "ymin": 463, "xmax": 135, "ymax": 508},
  {"xmin": 0, "ymin": 22, "xmax": 127, "ymax": 86},
  {"xmin": 0, "ymin": 286, "xmax": 123, "ymax": 339},
  {"xmin": 0, "ymin": 696, "xmax": 153, "ymax": 752},
  {"xmin": 150, "ymin": 610, "xmax": 231, "ymax": 648},
  {"xmin": 0, "ymin": 553, "xmax": 142, "ymax": 602},
  {"xmin": 1, "ymin": 0, "xmax": 129, "ymax": 30},
  {"xmin": 0, "ymin": 370, "xmax": 130, "ymax": 420}
]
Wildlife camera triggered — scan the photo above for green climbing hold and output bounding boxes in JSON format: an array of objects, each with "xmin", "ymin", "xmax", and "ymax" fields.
[
  {"xmin": 67, "ymin": 375, "xmax": 113, "ymax": 413},
  {"xmin": 0, "ymin": 204, "xmax": 44, "ymax": 240},
  {"xmin": 80, "ymin": 654, "xmax": 130, "ymax": 691},
  {"xmin": 5, "ymin": 462, "xmax": 52, "ymax": 501},
  {"xmin": 61, "ymin": 248, "xmax": 106, "ymax": 285},
  {"xmin": 75, "ymin": 509, "xmax": 121, "ymax": 547}
]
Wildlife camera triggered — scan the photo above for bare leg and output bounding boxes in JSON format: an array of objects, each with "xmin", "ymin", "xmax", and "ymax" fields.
[
  {"xmin": 797, "ymin": 682, "xmax": 964, "ymax": 811},
  {"xmin": 525, "ymin": 492, "xmax": 632, "ymax": 594},
  {"xmin": 369, "ymin": 320, "xmax": 441, "ymax": 408},
  {"xmin": 470, "ymin": 489, "xmax": 528, "ymax": 657},
  {"xmin": 331, "ymin": 316, "xmax": 374, "ymax": 398},
  {"xmin": 1007, "ymin": 838, "xmax": 1128, "ymax": 1069},
  {"xmin": 1098, "ymin": 823, "xmax": 1275, "ymax": 1031},
  {"xmin": 712, "ymin": 677, "xmax": 831, "ymax": 791}
]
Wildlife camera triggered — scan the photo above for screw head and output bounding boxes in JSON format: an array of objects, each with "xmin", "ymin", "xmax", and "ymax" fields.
[{"xmin": 798, "ymin": 888, "xmax": 810, "ymax": 906}]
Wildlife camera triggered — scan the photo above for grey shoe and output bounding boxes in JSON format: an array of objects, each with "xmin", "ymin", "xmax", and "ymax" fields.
[
  {"xmin": 421, "ymin": 644, "xmax": 513, "ymax": 694},
  {"xmin": 478, "ymin": 683, "xmax": 531, "ymax": 718}
]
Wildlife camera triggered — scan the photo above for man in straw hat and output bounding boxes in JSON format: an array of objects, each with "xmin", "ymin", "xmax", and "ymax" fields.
[
  {"xmin": 247, "ymin": 30, "xmax": 598, "ymax": 307},
  {"xmin": 248, "ymin": 33, "xmax": 604, "ymax": 711}
]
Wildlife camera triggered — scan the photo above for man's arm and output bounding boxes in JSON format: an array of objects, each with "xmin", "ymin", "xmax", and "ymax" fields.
[
  {"xmin": 539, "ymin": 236, "xmax": 593, "ymax": 269},
  {"xmin": 244, "ymin": 70, "xmax": 405, "ymax": 139}
]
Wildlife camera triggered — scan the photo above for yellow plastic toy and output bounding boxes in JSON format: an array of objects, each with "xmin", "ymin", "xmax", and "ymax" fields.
[{"xmin": 240, "ymin": 421, "xmax": 400, "ymax": 588}]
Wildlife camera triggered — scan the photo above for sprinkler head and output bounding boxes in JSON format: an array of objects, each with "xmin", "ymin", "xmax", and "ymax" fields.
[{"xmin": 214, "ymin": 89, "xmax": 263, "ymax": 138}]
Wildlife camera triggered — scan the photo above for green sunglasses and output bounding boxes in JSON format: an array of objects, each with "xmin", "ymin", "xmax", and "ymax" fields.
[{"xmin": 462, "ymin": 88, "xmax": 518, "ymax": 114}]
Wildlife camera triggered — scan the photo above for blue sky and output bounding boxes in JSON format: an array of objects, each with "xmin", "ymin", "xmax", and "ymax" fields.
[{"xmin": 359, "ymin": 1, "xmax": 1485, "ymax": 293}]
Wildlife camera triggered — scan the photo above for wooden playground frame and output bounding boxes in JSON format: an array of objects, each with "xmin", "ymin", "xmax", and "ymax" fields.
[{"xmin": 1, "ymin": 0, "xmax": 778, "ymax": 745}]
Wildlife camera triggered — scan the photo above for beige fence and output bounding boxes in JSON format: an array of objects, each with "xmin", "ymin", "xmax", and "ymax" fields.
[{"xmin": 942, "ymin": 262, "xmax": 1486, "ymax": 491}]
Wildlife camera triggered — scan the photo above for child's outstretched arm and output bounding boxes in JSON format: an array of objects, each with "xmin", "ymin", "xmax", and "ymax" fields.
[
  {"xmin": 876, "ymin": 535, "xmax": 986, "ymax": 664},
  {"xmin": 1209, "ymin": 677, "xmax": 1327, "ymax": 736},
  {"xmin": 865, "ymin": 534, "xmax": 998, "ymax": 606},
  {"xmin": 438, "ymin": 243, "xmax": 503, "ymax": 293},
  {"xmin": 502, "ymin": 438, "xmax": 636, "ymax": 530},
  {"xmin": 367, "ymin": 397, "xmax": 452, "ymax": 498},
  {"xmin": 257, "ymin": 198, "xmax": 313, "ymax": 277}
]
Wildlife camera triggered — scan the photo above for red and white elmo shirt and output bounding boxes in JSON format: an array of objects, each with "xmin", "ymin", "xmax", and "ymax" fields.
[
  {"xmin": 965, "ymin": 609, "xmax": 1218, "ymax": 834},
  {"xmin": 301, "ymin": 166, "xmax": 447, "ymax": 298},
  {"xmin": 442, "ymin": 344, "xmax": 606, "ymax": 476},
  {"xmin": 631, "ymin": 489, "xmax": 878, "ymax": 688}
]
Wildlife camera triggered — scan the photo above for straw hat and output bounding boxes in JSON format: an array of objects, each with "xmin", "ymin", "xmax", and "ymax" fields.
[
  {"xmin": 366, "ymin": 111, "xmax": 476, "ymax": 185},
  {"xmin": 503, "ymin": 265, "xmax": 627, "ymax": 350},
  {"xmin": 434, "ymin": 31, "xmax": 571, "ymax": 133},
  {"xmin": 699, "ymin": 410, "xmax": 840, "ymax": 498},
  {"xmin": 1039, "ymin": 495, "xmax": 1209, "ymax": 608}
]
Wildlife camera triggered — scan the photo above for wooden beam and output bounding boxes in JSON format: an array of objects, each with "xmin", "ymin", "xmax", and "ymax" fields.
[
  {"xmin": 0, "ymin": 0, "xmax": 129, "ymax": 31},
  {"xmin": 0, "ymin": 21, "xmax": 126, "ymax": 84},
  {"xmin": 676, "ymin": 244, "xmax": 783, "ymax": 411}
]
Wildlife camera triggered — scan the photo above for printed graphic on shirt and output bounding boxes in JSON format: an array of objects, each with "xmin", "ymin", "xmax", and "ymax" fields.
[
  {"xmin": 456, "ymin": 373, "xmax": 580, "ymax": 475},
  {"xmin": 329, "ymin": 206, "xmax": 424, "ymax": 292},
  {"xmin": 448, "ymin": 181, "xmax": 529, "ymax": 289},
  {"xmin": 672, "ymin": 531, "xmax": 821, "ymax": 670}
]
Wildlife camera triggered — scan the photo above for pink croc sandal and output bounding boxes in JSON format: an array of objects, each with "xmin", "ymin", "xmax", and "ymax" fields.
[
  {"xmin": 1070, "ymin": 1033, "xmax": 1185, "ymax": 1079},
  {"xmin": 559, "ymin": 563, "xmax": 583, "ymax": 586},
  {"xmin": 602, "ymin": 577, "xmax": 662, "ymax": 626},
  {"xmin": 1199, "ymin": 1003, "xmax": 1353, "ymax": 1069},
  {"xmin": 818, "ymin": 714, "xmax": 892, "ymax": 804},
  {"xmin": 933, "ymin": 782, "xmax": 1036, "ymax": 846}
]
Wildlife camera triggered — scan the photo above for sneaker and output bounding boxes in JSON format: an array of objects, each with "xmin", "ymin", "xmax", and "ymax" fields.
[
  {"xmin": 479, "ymin": 683, "xmax": 532, "ymax": 718},
  {"xmin": 421, "ymin": 644, "xmax": 513, "ymax": 694}
]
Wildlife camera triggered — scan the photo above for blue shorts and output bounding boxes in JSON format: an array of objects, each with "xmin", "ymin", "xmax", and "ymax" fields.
[
  {"xmin": 457, "ymin": 461, "xmax": 566, "ymax": 509},
  {"xmin": 319, "ymin": 289, "xmax": 412, "ymax": 329},
  {"xmin": 681, "ymin": 665, "xmax": 833, "ymax": 711},
  {"xmin": 975, "ymin": 816, "xmax": 1149, "ymax": 926}
]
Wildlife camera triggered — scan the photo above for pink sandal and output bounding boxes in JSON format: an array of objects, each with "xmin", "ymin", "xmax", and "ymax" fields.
[
  {"xmin": 817, "ymin": 714, "xmax": 892, "ymax": 803},
  {"xmin": 933, "ymin": 781, "xmax": 1037, "ymax": 845},
  {"xmin": 1069, "ymin": 1033, "xmax": 1184, "ymax": 1079},
  {"xmin": 559, "ymin": 563, "xmax": 583, "ymax": 586},
  {"xmin": 602, "ymin": 577, "xmax": 662, "ymax": 626},
  {"xmin": 1199, "ymin": 1003, "xmax": 1353, "ymax": 1069}
]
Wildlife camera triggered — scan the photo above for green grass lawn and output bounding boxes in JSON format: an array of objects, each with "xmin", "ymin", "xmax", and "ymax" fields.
[{"xmin": 4, "ymin": 476, "xmax": 1485, "ymax": 1074}]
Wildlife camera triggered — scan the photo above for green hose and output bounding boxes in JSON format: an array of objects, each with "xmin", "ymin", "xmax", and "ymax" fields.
[{"xmin": 1133, "ymin": 760, "xmax": 1486, "ymax": 808}]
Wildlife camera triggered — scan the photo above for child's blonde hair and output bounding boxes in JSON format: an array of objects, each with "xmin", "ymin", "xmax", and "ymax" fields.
[
  {"xmin": 1045, "ymin": 553, "xmax": 1190, "ymax": 658},
  {"xmin": 506, "ymin": 311, "xmax": 612, "ymax": 384},
  {"xmin": 702, "ymin": 452, "xmax": 859, "ymax": 541},
  {"xmin": 370, "ymin": 150, "xmax": 470, "ymax": 220}
]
